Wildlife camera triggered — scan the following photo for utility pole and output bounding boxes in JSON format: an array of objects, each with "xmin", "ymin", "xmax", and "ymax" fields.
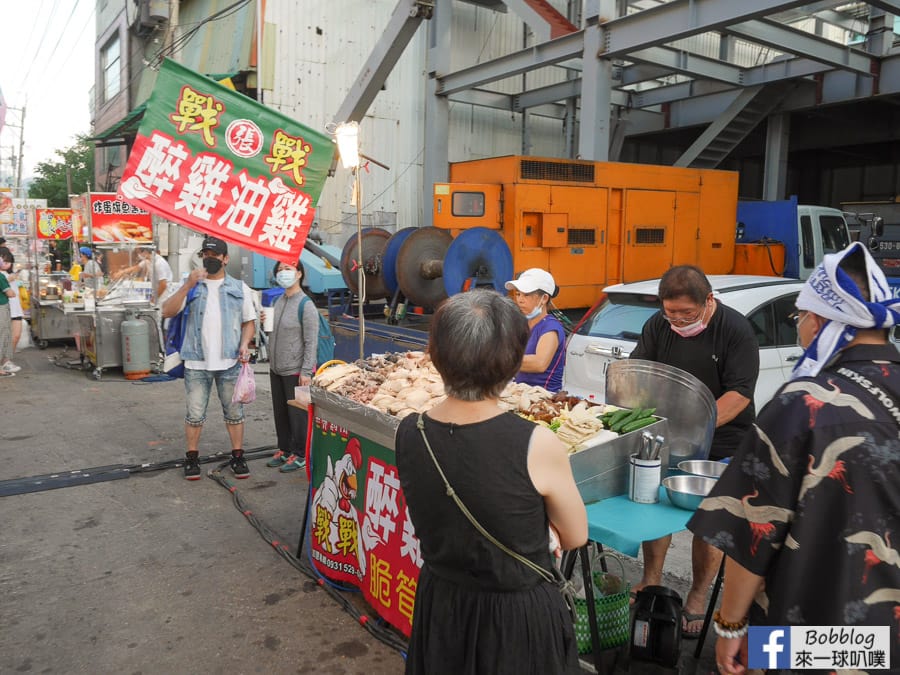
[{"xmin": 15, "ymin": 104, "xmax": 25, "ymax": 192}]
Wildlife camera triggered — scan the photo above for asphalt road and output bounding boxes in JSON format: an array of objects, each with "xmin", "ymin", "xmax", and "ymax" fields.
[{"xmin": 0, "ymin": 342, "xmax": 717, "ymax": 674}]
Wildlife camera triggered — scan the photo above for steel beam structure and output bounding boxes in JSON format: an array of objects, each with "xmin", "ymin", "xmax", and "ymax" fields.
[
  {"xmin": 599, "ymin": 0, "xmax": 813, "ymax": 58},
  {"xmin": 866, "ymin": 0, "xmax": 900, "ymax": 13},
  {"xmin": 627, "ymin": 46, "xmax": 743, "ymax": 84},
  {"xmin": 726, "ymin": 19, "xmax": 876, "ymax": 74},
  {"xmin": 423, "ymin": 0, "xmax": 451, "ymax": 228},
  {"xmin": 775, "ymin": 7, "xmax": 867, "ymax": 32},
  {"xmin": 332, "ymin": 0, "xmax": 434, "ymax": 124},
  {"xmin": 579, "ymin": 19, "xmax": 613, "ymax": 160},
  {"xmin": 762, "ymin": 113, "xmax": 790, "ymax": 200},
  {"xmin": 436, "ymin": 31, "xmax": 585, "ymax": 95}
]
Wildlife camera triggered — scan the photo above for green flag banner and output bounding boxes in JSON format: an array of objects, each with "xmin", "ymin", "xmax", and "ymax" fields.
[{"xmin": 118, "ymin": 59, "xmax": 334, "ymax": 264}]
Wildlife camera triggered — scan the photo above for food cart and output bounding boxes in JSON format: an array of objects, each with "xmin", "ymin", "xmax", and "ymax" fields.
[
  {"xmin": 68, "ymin": 193, "xmax": 161, "ymax": 379},
  {"xmin": 297, "ymin": 353, "xmax": 717, "ymax": 646},
  {"xmin": 30, "ymin": 207, "xmax": 78, "ymax": 347}
]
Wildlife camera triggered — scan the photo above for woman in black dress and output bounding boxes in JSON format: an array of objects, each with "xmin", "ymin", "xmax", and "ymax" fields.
[{"xmin": 395, "ymin": 289, "xmax": 588, "ymax": 675}]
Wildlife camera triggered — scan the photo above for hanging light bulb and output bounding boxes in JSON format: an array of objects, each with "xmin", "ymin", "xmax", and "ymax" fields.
[{"xmin": 334, "ymin": 121, "xmax": 360, "ymax": 170}]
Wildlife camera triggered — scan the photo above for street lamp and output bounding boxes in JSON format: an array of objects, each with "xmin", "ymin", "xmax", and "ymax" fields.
[{"xmin": 334, "ymin": 121, "xmax": 365, "ymax": 359}]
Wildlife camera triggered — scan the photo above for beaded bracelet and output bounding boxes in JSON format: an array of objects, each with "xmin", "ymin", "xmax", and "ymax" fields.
[
  {"xmin": 712, "ymin": 610, "xmax": 749, "ymax": 639},
  {"xmin": 713, "ymin": 621, "xmax": 749, "ymax": 639}
]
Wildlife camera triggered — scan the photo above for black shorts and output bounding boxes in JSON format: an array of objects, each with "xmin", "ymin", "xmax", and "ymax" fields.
[{"xmin": 11, "ymin": 316, "xmax": 22, "ymax": 321}]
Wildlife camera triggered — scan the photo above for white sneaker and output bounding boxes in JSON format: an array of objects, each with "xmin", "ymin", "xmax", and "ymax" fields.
[{"xmin": 2, "ymin": 362, "xmax": 21, "ymax": 373}]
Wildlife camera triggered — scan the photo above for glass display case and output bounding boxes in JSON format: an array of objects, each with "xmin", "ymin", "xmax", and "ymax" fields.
[{"xmin": 30, "ymin": 238, "xmax": 80, "ymax": 347}]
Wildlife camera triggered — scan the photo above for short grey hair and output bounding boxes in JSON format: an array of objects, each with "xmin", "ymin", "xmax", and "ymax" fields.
[{"xmin": 428, "ymin": 289, "xmax": 529, "ymax": 401}]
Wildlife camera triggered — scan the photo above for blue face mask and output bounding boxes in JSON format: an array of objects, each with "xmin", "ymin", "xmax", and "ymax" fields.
[
  {"xmin": 276, "ymin": 270, "xmax": 297, "ymax": 288},
  {"xmin": 524, "ymin": 300, "xmax": 545, "ymax": 320}
]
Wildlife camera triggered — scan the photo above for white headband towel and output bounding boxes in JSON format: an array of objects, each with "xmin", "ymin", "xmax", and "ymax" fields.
[{"xmin": 792, "ymin": 241, "xmax": 900, "ymax": 379}]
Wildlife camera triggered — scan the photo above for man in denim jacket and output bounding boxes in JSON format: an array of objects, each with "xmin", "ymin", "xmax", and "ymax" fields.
[{"xmin": 162, "ymin": 236, "xmax": 257, "ymax": 480}]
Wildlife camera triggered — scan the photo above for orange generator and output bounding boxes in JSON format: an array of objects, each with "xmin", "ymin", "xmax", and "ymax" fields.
[{"xmin": 434, "ymin": 156, "xmax": 749, "ymax": 309}]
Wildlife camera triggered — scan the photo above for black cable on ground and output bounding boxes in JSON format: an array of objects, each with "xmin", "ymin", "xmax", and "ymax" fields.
[
  {"xmin": 208, "ymin": 461, "xmax": 410, "ymax": 657},
  {"xmin": 0, "ymin": 446, "xmax": 278, "ymax": 496}
]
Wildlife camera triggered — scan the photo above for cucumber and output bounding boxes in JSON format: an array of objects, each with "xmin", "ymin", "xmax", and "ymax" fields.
[
  {"xmin": 621, "ymin": 416, "xmax": 657, "ymax": 433},
  {"xmin": 606, "ymin": 409, "xmax": 632, "ymax": 430},
  {"xmin": 611, "ymin": 407, "xmax": 644, "ymax": 432}
]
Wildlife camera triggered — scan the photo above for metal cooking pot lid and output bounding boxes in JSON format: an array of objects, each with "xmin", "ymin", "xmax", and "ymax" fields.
[{"xmin": 605, "ymin": 359, "xmax": 716, "ymax": 468}]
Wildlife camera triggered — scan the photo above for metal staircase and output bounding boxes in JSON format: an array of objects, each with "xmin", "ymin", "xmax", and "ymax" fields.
[{"xmin": 674, "ymin": 80, "xmax": 797, "ymax": 169}]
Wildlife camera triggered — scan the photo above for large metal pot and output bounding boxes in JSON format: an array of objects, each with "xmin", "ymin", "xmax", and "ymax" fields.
[{"xmin": 606, "ymin": 359, "xmax": 716, "ymax": 469}]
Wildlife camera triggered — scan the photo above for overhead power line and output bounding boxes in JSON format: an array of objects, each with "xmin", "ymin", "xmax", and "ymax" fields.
[{"xmin": 17, "ymin": 0, "xmax": 63, "ymax": 93}]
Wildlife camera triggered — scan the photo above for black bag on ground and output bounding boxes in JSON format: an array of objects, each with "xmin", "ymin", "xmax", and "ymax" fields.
[{"xmin": 630, "ymin": 585, "xmax": 683, "ymax": 667}]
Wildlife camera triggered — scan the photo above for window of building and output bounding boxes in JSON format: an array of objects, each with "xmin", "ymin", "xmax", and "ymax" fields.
[{"xmin": 101, "ymin": 34, "xmax": 121, "ymax": 103}]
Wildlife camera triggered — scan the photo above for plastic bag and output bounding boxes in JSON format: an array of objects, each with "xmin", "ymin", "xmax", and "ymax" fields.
[
  {"xmin": 16, "ymin": 323, "xmax": 33, "ymax": 351},
  {"xmin": 232, "ymin": 362, "xmax": 256, "ymax": 404}
]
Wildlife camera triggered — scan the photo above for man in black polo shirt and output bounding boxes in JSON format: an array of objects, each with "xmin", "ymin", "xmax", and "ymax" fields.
[{"xmin": 630, "ymin": 264, "xmax": 759, "ymax": 638}]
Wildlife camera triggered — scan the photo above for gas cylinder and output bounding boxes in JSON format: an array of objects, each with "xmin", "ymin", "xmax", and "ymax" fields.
[{"xmin": 121, "ymin": 311, "xmax": 151, "ymax": 380}]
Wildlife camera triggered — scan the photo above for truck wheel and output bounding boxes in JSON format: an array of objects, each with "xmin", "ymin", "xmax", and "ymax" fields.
[
  {"xmin": 93, "ymin": 368, "xmax": 102, "ymax": 381},
  {"xmin": 38, "ymin": 340, "xmax": 49, "ymax": 350}
]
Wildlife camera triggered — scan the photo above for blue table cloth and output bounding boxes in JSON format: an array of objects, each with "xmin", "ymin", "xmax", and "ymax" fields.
[{"xmin": 584, "ymin": 487, "xmax": 693, "ymax": 557}]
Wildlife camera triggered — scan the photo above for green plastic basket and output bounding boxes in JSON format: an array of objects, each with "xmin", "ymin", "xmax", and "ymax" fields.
[{"xmin": 573, "ymin": 554, "xmax": 631, "ymax": 654}]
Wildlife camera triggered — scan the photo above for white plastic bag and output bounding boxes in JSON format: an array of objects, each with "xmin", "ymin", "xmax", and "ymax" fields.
[
  {"xmin": 232, "ymin": 362, "xmax": 256, "ymax": 404},
  {"xmin": 16, "ymin": 322, "xmax": 33, "ymax": 351}
]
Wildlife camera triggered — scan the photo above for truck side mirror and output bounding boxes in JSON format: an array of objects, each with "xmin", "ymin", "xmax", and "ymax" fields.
[
  {"xmin": 868, "ymin": 236, "xmax": 879, "ymax": 252},
  {"xmin": 872, "ymin": 216, "xmax": 884, "ymax": 238}
]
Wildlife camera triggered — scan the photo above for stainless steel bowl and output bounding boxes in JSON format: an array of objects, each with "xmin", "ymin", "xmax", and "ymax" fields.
[
  {"xmin": 677, "ymin": 460, "xmax": 727, "ymax": 479},
  {"xmin": 662, "ymin": 475, "xmax": 718, "ymax": 511}
]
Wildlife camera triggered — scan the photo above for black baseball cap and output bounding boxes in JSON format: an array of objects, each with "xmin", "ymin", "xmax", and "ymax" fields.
[{"xmin": 199, "ymin": 236, "xmax": 228, "ymax": 256}]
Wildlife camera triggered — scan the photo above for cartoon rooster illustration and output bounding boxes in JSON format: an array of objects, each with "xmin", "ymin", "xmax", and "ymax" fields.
[
  {"xmin": 846, "ymin": 531, "xmax": 900, "ymax": 584},
  {"xmin": 698, "ymin": 489, "xmax": 795, "ymax": 555},
  {"xmin": 781, "ymin": 380, "xmax": 874, "ymax": 427},
  {"xmin": 797, "ymin": 436, "xmax": 863, "ymax": 501},
  {"xmin": 311, "ymin": 438, "xmax": 367, "ymax": 574}
]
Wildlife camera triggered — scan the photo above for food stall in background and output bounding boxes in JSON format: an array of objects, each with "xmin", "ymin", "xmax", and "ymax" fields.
[
  {"xmin": 68, "ymin": 192, "xmax": 161, "ymax": 379},
  {"xmin": 30, "ymin": 207, "xmax": 78, "ymax": 346},
  {"xmin": 302, "ymin": 351, "xmax": 680, "ymax": 637},
  {"xmin": 0, "ymin": 196, "xmax": 44, "ymax": 323}
]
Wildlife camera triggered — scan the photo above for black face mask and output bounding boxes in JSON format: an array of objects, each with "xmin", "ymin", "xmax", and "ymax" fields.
[{"xmin": 202, "ymin": 257, "xmax": 223, "ymax": 274}]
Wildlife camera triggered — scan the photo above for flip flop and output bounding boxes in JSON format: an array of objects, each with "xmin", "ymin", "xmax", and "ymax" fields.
[
  {"xmin": 682, "ymin": 612, "xmax": 705, "ymax": 639},
  {"xmin": 629, "ymin": 590, "xmax": 638, "ymax": 606}
]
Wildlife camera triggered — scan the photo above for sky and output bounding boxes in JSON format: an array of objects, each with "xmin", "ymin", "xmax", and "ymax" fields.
[{"xmin": 0, "ymin": 0, "xmax": 96, "ymax": 185}]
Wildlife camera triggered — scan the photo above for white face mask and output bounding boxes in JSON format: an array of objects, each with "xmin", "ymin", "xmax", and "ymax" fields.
[{"xmin": 276, "ymin": 270, "xmax": 297, "ymax": 288}]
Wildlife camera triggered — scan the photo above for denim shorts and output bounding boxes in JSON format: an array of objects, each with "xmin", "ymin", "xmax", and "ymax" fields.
[{"xmin": 184, "ymin": 362, "xmax": 244, "ymax": 426}]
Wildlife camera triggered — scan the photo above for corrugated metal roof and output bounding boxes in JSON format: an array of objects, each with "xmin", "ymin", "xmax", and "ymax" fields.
[{"xmin": 175, "ymin": 0, "xmax": 257, "ymax": 76}]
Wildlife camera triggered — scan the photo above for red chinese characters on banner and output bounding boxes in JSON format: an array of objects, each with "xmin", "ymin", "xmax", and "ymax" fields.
[
  {"xmin": 309, "ymin": 425, "xmax": 423, "ymax": 637},
  {"xmin": 225, "ymin": 119, "xmax": 264, "ymax": 158},
  {"xmin": 89, "ymin": 193, "xmax": 153, "ymax": 243},
  {"xmin": 359, "ymin": 457, "xmax": 423, "ymax": 635}
]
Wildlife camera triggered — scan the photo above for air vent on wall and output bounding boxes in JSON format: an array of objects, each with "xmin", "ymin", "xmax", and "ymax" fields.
[
  {"xmin": 635, "ymin": 228, "xmax": 666, "ymax": 244},
  {"xmin": 520, "ymin": 159, "xmax": 594, "ymax": 183},
  {"xmin": 567, "ymin": 229, "xmax": 595, "ymax": 245}
]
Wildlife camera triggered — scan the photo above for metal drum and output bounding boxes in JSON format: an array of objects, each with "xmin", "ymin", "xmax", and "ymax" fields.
[{"xmin": 605, "ymin": 359, "xmax": 716, "ymax": 470}]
